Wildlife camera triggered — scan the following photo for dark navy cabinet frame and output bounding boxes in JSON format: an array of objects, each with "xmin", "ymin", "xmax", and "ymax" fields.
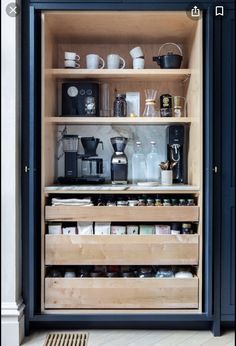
[{"xmin": 21, "ymin": 0, "xmax": 235, "ymax": 336}]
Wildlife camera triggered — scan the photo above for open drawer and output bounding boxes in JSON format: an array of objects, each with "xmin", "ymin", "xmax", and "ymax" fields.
[
  {"xmin": 45, "ymin": 206, "xmax": 199, "ymax": 222},
  {"xmin": 45, "ymin": 234, "xmax": 199, "ymax": 265},
  {"xmin": 45, "ymin": 277, "xmax": 199, "ymax": 309}
]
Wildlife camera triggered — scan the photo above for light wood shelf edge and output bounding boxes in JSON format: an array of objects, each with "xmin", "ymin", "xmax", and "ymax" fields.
[{"xmin": 45, "ymin": 117, "xmax": 192, "ymax": 125}]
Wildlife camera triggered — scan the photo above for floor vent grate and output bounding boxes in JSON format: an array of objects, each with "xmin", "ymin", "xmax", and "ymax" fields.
[{"xmin": 44, "ymin": 333, "xmax": 88, "ymax": 346}]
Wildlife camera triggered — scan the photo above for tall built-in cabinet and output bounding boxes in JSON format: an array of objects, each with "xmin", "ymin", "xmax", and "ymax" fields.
[{"xmin": 41, "ymin": 11, "xmax": 203, "ymax": 313}]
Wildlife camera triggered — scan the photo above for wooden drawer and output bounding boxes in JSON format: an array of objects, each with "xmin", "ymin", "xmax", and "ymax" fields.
[
  {"xmin": 45, "ymin": 206, "xmax": 199, "ymax": 222},
  {"xmin": 45, "ymin": 235, "xmax": 199, "ymax": 265},
  {"xmin": 45, "ymin": 277, "xmax": 199, "ymax": 309}
]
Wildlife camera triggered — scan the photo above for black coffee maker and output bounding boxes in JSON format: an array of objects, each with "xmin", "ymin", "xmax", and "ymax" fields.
[
  {"xmin": 111, "ymin": 137, "xmax": 128, "ymax": 184},
  {"xmin": 167, "ymin": 125, "xmax": 188, "ymax": 184},
  {"xmin": 58, "ymin": 135, "xmax": 105, "ymax": 184}
]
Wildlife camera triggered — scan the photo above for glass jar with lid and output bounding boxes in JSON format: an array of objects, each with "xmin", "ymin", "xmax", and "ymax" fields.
[{"xmin": 113, "ymin": 93, "xmax": 127, "ymax": 117}]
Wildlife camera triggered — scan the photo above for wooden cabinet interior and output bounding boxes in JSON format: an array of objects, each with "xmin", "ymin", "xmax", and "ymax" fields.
[{"xmin": 41, "ymin": 11, "xmax": 203, "ymax": 314}]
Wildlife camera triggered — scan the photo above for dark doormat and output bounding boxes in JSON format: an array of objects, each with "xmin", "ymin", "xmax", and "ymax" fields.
[{"xmin": 43, "ymin": 332, "xmax": 88, "ymax": 346}]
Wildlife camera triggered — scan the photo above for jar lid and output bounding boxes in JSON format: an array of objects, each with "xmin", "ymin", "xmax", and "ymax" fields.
[
  {"xmin": 182, "ymin": 223, "xmax": 192, "ymax": 228},
  {"xmin": 117, "ymin": 93, "xmax": 126, "ymax": 98}
]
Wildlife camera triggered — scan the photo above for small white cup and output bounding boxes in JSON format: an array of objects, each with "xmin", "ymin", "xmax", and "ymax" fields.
[
  {"xmin": 133, "ymin": 57, "xmax": 145, "ymax": 69},
  {"xmin": 64, "ymin": 52, "xmax": 80, "ymax": 61},
  {"xmin": 129, "ymin": 46, "xmax": 144, "ymax": 59},
  {"xmin": 64, "ymin": 60, "xmax": 80, "ymax": 68},
  {"xmin": 86, "ymin": 54, "xmax": 105, "ymax": 69},
  {"xmin": 107, "ymin": 54, "xmax": 126, "ymax": 69},
  {"xmin": 161, "ymin": 170, "xmax": 173, "ymax": 185}
]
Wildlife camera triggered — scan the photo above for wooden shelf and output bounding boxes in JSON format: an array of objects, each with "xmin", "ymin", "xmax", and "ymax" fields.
[
  {"xmin": 45, "ymin": 206, "xmax": 199, "ymax": 222},
  {"xmin": 45, "ymin": 277, "xmax": 199, "ymax": 309},
  {"xmin": 45, "ymin": 117, "xmax": 192, "ymax": 125},
  {"xmin": 46, "ymin": 68, "xmax": 191, "ymax": 82},
  {"xmin": 45, "ymin": 234, "xmax": 199, "ymax": 266},
  {"xmin": 44, "ymin": 185, "xmax": 200, "ymax": 195}
]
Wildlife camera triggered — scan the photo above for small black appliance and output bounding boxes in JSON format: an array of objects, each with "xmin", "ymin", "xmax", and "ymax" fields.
[
  {"xmin": 167, "ymin": 125, "xmax": 188, "ymax": 183},
  {"xmin": 62, "ymin": 82, "xmax": 99, "ymax": 116},
  {"xmin": 57, "ymin": 135, "xmax": 105, "ymax": 184},
  {"xmin": 110, "ymin": 137, "xmax": 128, "ymax": 184}
]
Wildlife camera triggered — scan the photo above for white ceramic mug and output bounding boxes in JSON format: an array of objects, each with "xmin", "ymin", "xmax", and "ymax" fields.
[
  {"xmin": 64, "ymin": 52, "xmax": 80, "ymax": 61},
  {"xmin": 133, "ymin": 57, "xmax": 145, "ymax": 69},
  {"xmin": 86, "ymin": 54, "xmax": 105, "ymax": 69},
  {"xmin": 129, "ymin": 46, "xmax": 144, "ymax": 59},
  {"xmin": 48, "ymin": 224, "xmax": 62, "ymax": 235},
  {"xmin": 161, "ymin": 170, "xmax": 173, "ymax": 185},
  {"xmin": 64, "ymin": 60, "xmax": 80, "ymax": 68},
  {"xmin": 107, "ymin": 54, "xmax": 126, "ymax": 69}
]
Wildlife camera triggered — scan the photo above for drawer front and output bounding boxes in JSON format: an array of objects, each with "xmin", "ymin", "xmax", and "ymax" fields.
[
  {"xmin": 45, "ymin": 278, "xmax": 199, "ymax": 309},
  {"xmin": 45, "ymin": 235, "xmax": 199, "ymax": 265},
  {"xmin": 45, "ymin": 206, "xmax": 199, "ymax": 222}
]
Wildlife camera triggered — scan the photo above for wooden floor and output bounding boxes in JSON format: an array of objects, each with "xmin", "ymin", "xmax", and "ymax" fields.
[{"xmin": 21, "ymin": 329, "xmax": 235, "ymax": 346}]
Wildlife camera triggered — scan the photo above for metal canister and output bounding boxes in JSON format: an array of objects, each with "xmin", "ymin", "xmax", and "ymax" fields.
[{"xmin": 171, "ymin": 198, "xmax": 179, "ymax": 206}]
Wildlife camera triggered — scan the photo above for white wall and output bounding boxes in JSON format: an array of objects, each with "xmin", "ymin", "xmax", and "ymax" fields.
[{"xmin": 1, "ymin": 1, "xmax": 25, "ymax": 345}]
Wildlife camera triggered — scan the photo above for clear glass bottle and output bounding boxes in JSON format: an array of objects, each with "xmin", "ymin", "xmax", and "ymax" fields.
[
  {"xmin": 146, "ymin": 141, "xmax": 161, "ymax": 182},
  {"xmin": 132, "ymin": 141, "xmax": 146, "ymax": 184}
]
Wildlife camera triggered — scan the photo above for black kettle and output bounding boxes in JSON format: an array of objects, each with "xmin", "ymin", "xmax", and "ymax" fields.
[{"xmin": 153, "ymin": 43, "xmax": 183, "ymax": 69}]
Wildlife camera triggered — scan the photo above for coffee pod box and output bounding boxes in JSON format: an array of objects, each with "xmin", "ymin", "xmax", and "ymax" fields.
[
  {"xmin": 155, "ymin": 225, "xmax": 171, "ymax": 234},
  {"xmin": 139, "ymin": 225, "xmax": 155, "ymax": 235},
  {"xmin": 62, "ymin": 227, "xmax": 77, "ymax": 235},
  {"xmin": 111, "ymin": 225, "xmax": 126, "ymax": 235},
  {"xmin": 48, "ymin": 223, "xmax": 62, "ymax": 234},
  {"xmin": 77, "ymin": 222, "xmax": 93, "ymax": 235},
  {"xmin": 94, "ymin": 222, "xmax": 111, "ymax": 235},
  {"xmin": 127, "ymin": 225, "xmax": 139, "ymax": 235}
]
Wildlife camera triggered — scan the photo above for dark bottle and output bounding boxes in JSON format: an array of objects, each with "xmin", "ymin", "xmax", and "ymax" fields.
[
  {"xmin": 113, "ymin": 94, "xmax": 127, "ymax": 117},
  {"xmin": 160, "ymin": 94, "xmax": 172, "ymax": 117}
]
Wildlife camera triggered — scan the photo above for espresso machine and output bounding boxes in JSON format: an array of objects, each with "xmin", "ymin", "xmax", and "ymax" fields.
[
  {"xmin": 58, "ymin": 135, "xmax": 105, "ymax": 184},
  {"xmin": 110, "ymin": 137, "xmax": 128, "ymax": 184},
  {"xmin": 167, "ymin": 125, "xmax": 188, "ymax": 183}
]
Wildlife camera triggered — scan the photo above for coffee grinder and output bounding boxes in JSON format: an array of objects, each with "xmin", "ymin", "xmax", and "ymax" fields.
[
  {"xmin": 167, "ymin": 125, "xmax": 188, "ymax": 183},
  {"xmin": 111, "ymin": 137, "xmax": 128, "ymax": 184},
  {"xmin": 58, "ymin": 135, "xmax": 105, "ymax": 184}
]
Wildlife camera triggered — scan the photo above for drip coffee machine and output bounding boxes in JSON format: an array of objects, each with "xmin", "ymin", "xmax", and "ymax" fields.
[
  {"xmin": 58, "ymin": 135, "xmax": 105, "ymax": 184},
  {"xmin": 111, "ymin": 137, "xmax": 128, "ymax": 184},
  {"xmin": 167, "ymin": 125, "xmax": 188, "ymax": 183}
]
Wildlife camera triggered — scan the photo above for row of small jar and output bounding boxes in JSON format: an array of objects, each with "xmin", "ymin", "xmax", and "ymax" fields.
[
  {"xmin": 47, "ymin": 265, "xmax": 196, "ymax": 279},
  {"xmin": 97, "ymin": 197, "xmax": 196, "ymax": 207},
  {"xmin": 48, "ymin": 222, "xmax": 195, "ymax": 235}
]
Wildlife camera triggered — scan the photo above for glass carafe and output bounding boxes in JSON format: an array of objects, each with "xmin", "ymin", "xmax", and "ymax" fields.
[
  {"xmin": 143, "ymin": 89, "xmax": 158, "ymax": 117},
  {"xmin": 146, "ymin": 141, "xmax": 162, "ymax": 182},
  {"xmin": 132, "ymin": 141, "xmax": 146, "ymax": 184}
]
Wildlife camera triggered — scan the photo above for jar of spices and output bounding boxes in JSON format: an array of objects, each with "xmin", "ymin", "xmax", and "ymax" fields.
[
  {"xmin": 122, "ymin": 272, "xmax": 136, "ymax": 278},
  {"xmin": 113, "ymin": 93, "xmax": 127, "ymax": 117},
  {"xmin": 139, "ymin": 267, "xmax": 153, "ymax": 278},
  {"xmin": 106, "ymin": 200, "xmax": 116, "ymax": 207},
  {"xmin": 128, "ymin": 200, "xmax": 139, "ymax": 207},
  {"xmin": 147, "ymin": 198, "xmax": 155, "ymax": 206},
  {"xmin": 181, "ymin": 223, "xmax": 194, "ymax": 234},
  {"xmin": 179, "ymin": 198, "xmax": 187, "ymax": 206},
  {"xmin": 171, "ymin": 198, "xmax": 179, "ymax": 206},
  {"xmin": 163, "ymin": 198, "xmax": 171, "ymax": 206},
  {"xmin": 117, "ymin": 200, "xmax": 128, "ymax": 207},
  {"xmin": 90, "ymin": 271, "xmax": 104, "ymax": 278},
  {"xmin": 187, "ymin": 198, "xmax": 195, "ymax": 206},
  {"xmin": 155, "ymin": 198, "xmax": 162, "ymax": 206},
  {"xmin": 138, "ymin": 198, "xmax": 146, "ymax": 206},
  {"xmin": 106, "ymin": 272, "xmax": 119, "ymax": 278}
]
